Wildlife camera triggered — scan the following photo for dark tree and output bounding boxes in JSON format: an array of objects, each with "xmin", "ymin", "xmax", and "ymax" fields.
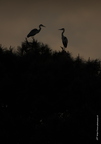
[{"xmin": 0, "ymin": 40, "xmax": 100, "ymax": 144}]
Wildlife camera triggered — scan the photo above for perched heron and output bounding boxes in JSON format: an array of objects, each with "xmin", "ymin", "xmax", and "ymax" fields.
[
  {"xmin": 59, "ymin": 28, "xmax": 68, "ymax": 50},
  {"xmin": 27, "ymin": 24, "xmax": 45, "ymax": 38}
]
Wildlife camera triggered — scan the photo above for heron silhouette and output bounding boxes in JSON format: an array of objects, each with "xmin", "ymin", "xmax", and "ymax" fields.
[
  {"xmin": 59, "ymin": 28, "xmax": 68, "ymax": 51},
  {"xmin": 27, "ymin": 24, "xmax": 45, "ymax": 39}
]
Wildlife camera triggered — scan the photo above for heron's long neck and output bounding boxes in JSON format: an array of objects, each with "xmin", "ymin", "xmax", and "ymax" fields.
[
  {"xmin": 39, "ymin": 26, "xmax": 41, "ymax": 32},
  {"xmin": 62, "ymin": 30, "xmax": 65, "ymax": 37}
]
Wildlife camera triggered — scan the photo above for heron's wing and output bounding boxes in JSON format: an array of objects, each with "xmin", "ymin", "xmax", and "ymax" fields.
[
  {"xmin": 63, "ymin": 36, "xmax": 68, "ymax": 48},
  {"xmin": 27, "ymin": 28, "xmax": 38, "ymax": 37}
]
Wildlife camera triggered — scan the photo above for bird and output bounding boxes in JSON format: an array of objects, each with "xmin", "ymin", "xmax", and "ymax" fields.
[
  {"xmin": 59, "ymin": 28, "xmax": 68, "ymax": 50},
  {"xmin": 27, "ymin": 24, "xmax": 45, "ymax": 39}
]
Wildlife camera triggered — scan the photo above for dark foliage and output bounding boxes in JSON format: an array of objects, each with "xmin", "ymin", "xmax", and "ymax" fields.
[{"xmin": 0, "ymin": 40, "xmax": 100, "ymax": 144}]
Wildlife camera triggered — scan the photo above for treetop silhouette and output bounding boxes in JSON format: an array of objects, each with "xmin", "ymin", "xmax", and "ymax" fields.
[{"xmin": 0, "ymin": 40, "xmax": 100, "ymax": 144}]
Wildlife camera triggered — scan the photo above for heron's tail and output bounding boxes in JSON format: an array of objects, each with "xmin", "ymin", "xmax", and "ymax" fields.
[{"xmin": 27, "ymin": 34, "xmax": 30, "ymax": 38}]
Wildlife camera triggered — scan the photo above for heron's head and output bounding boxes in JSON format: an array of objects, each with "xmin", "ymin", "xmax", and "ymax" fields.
[
  {"xmin": 59, "ymin": 28, "xmax": 65, "ymax": 31},
  {"xmin": 39, "ymin": 24, "xmax": 46, "ymax": 27}
]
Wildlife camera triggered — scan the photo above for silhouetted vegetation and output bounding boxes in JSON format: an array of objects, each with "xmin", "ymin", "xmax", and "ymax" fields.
[{"xmin": 0, "ymin": 39, "xmax": 100, "ymax": 144}]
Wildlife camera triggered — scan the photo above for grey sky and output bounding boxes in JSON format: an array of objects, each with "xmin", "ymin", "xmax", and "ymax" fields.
[{"xmin": 0, "ymin": 0, "xmax": 101, "ymax": 60}]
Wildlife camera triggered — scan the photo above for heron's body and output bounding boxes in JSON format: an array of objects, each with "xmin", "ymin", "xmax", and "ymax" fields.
[
  {"xmin": 59, "ymin": 28, "xmax": 68, "ymax": 49},
  {"xmin": 62, "ymin": 35, "xmax": 68, "ymax": 48},
  {"xmin": 27, "ymin": 24, "xmax": 45, "ymax": 38}
]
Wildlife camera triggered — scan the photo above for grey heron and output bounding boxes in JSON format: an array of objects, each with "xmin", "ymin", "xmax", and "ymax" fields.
[
  {"xmin": 27, "ymin": 24, "xmax": 45, "ymax": 38},
  {"xmin": 59, "ymin": 28, "xmax": 68, "ymax": 50}
]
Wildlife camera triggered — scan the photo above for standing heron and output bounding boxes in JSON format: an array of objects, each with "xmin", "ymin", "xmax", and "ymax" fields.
[
  {"xmin": 59, "ymin": 28, "xmax": 68, "ymax": 50},
  {"xmin": 27, "ymin": 24, "xmax": 45, "ymax": 39}
]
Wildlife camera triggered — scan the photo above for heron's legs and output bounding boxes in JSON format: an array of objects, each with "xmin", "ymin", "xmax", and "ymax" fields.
[
  {"xmin": 32, "ymin": 36, "xmax": 35, "ymax": 41},
  {"xmin": 60, "ymin": 46, "xmax": 65, "ymax": 51}
]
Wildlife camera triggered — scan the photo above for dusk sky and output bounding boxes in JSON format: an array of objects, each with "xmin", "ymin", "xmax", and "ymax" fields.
[{"xmin": 0, "ymin": 0, "xmax": 101, "ymax": 60}]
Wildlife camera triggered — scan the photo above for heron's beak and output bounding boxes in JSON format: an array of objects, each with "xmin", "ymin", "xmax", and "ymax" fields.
[
  {"xmin": 43, "ymin": 25, "xmax": 46, "ymax": 27},
  {"xmin": 58, "ymin": 29, "xmax": 62, "ymax": 30}
]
